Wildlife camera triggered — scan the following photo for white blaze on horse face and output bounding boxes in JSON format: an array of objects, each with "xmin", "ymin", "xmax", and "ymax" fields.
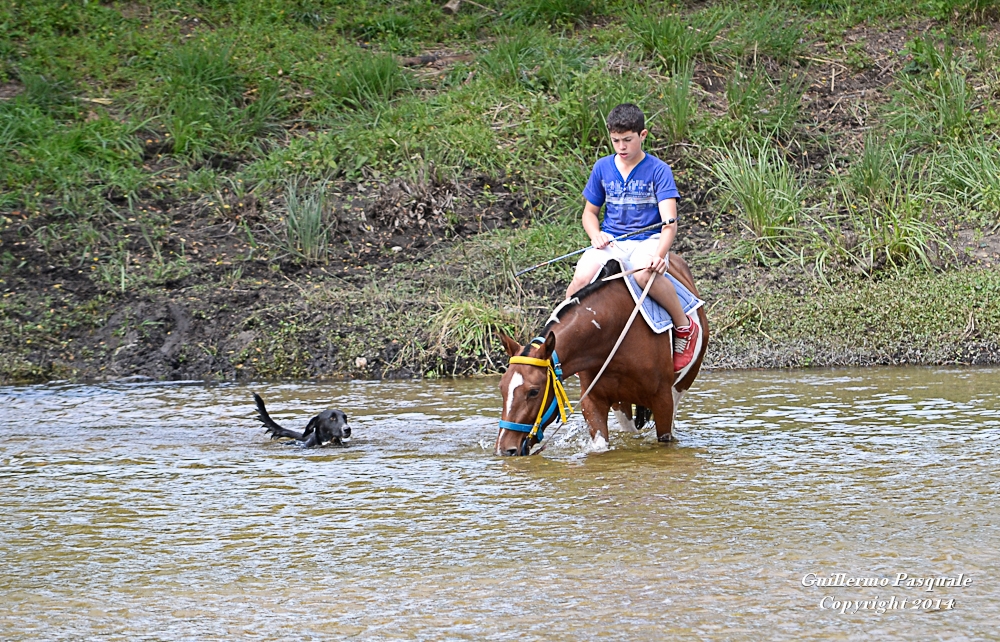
[{"xmin": 505, "ymin": 372, "xmax": 524, "ymax": 416}]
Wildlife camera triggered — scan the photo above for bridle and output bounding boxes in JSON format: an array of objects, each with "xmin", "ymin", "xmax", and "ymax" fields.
[{"xmin": 498, "ymin": 338, "xmax": 574, "ymax": 454}]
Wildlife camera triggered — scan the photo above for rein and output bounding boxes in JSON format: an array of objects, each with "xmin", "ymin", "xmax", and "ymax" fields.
[{"xmin": 500, "ymin": 270, "xmax": 658, "ymax": 456}]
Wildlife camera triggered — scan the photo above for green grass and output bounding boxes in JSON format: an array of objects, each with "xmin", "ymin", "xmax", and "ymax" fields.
[
  {"xmin": 507, "ymin": 0, "xmax": 606, "ymax": 25},
  {"xmin": 934, "ymin": 140, "xmax": 1000, "ymax": 226},
  {"xmin": 429, "ymin": 299, "xmax": 527, "ymax": 373},
  {"xmin": 626, "ymin": 5, "xmax": 731, "ymax": 72},
  {"xmin": 724, "ymin": 4, "xmax": 805, "ymax": 62},
  {"xmin": 707, "ymin": 142, "xmax": 806, "ymax": 258},
  {"xmin": 281, "ymin": 180, "xmax": 332, "ymax": 264},
  {"xmin": 4, "ymin": 0, "xmax": 1000, "ymax": 380},
  {"xmin": 725, "ymin": 65, "xmax": 805, "ymax": 138}
]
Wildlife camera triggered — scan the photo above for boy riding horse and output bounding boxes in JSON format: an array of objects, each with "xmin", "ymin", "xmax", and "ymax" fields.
[{"xmin": 566, "ymin": 103, "xmax": 699, "ymax": 371}]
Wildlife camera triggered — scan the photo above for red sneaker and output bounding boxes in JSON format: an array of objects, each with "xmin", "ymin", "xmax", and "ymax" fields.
[{"xmin": 673, "ymin": 315, "xmax": 700, "ymax": 372}]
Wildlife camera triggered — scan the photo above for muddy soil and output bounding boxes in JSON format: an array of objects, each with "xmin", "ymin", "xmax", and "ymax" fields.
[{"xmin": 3, "ymin": 20, "xmax": 1000, "ymax": 383}]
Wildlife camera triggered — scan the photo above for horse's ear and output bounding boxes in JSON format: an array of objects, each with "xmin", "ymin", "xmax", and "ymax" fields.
[
  {"xmin": 498, "ymin": 332, "xmax": 521, "ymax": 357},
  {"xmin": 541, "ymin": 332, "xmax": 556, "ymax": 359}
]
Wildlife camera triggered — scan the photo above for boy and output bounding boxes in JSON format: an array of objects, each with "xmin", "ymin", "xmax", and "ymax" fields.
[{"xmin": 566, "ymin": 103, "xmax": 699, "ymax": 371}]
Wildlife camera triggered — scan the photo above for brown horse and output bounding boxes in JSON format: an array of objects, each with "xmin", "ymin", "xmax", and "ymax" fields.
[{"xmin": 496, "ymin": 255, "xmax": 708, "ymax": 456}]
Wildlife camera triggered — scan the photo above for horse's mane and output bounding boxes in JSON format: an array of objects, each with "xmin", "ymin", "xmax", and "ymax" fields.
[{"xmin": 520, "ymin": 261, "xmax": 623, "ymax": 355}]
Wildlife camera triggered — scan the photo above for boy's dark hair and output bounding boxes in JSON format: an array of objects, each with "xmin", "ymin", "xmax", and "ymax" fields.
[{"xmin": 606, "ymin": 103, "xmax": 645, "ymax": 134}]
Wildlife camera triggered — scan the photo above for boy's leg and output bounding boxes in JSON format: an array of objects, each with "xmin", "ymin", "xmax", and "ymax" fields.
[
  {"xmin": 567, "ymin": 247, "xmax": 615, "ymax": 299},
  {"xmin": 631, "ymin": 241, "xmax": 700, "ymax": 370},
  {"xmin": 630, "ymin": 241, "xmax": 688, "ymax": 327}
]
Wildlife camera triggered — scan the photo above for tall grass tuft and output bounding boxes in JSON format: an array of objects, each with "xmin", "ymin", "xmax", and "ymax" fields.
[
  {"xmin": 626, "ymin": 6, "xmax": 730, "ymax": 72},
  {"xmin": 429, "ymin": 300, "xmax": 525, "ymax": 372},
  {"xmin": 283, "ymin": 181, "xmax": 332, "ymax": 264},
  {"xmin": 851, "ymin": 188, "xmax": 945, "ymax": 273},
  {"xmin": 726, "ymin": 5, "xmax": 805, "ymax": 62},
  {"xmin": 151, "ymin": 40, "xmax": 290, "ymax": 156},
  {"xmin": 934, "ymin": 140, "xmax": 1000, "ymax": 224},
  {"xmin": 726, "ymin": 66, "xmax": 804, "ymax": 138},
  {"xmin": 657, "ymin": 65, "xmax": 695, "ymax": 144},
  {"xmin": 479, "ymin": 30, "xmax": 543, "ymax": 87},
  {"xmin": 553, "ymin": 68, "xmax": 651, "ymax": 153},
  {"xmin": 888, "ymin": 37, "xmax": 974, "ymax": 144},
  {"xmin": 825, "ymin": 146, "xmax": 949, "ymax": 275},
  {"xmin": 848, "ymin": 135, "xmax": 906, "ymax": 204},
  {"xmin": 342, "ymin": 52, "xmax": 410, "ymax": 108},
  {"xmin": 508, "ymin": 0, "xmax": 606, "ymax": 25},
  {"xmin": 708, "ymin": 143, "xmax": 806, "ymax": 256},
  {"xmin": 18, "ymin": 72, "xmax": 74, "ymax": 117}
]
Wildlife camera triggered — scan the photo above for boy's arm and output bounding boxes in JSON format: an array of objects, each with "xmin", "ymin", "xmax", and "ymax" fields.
[
  {"xmin": 645, "ymin": 198, "xmax": 678, "ymax": 275},
  {"xmin": 583, "ymin": 201, "xmax": 613, "ymax": 249}
]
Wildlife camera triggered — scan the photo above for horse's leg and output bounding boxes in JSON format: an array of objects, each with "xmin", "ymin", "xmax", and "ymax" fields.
[
  {"xmin": 611, "ymin": 401, "xmax": 639, "ymax": 436},
  {"xmin": 581, "ymin": 397, "xmax": 612, "ymax": 447},
  {"xmin": 651, "ymin": 385, "xmax": 677, "ymax": 443}
]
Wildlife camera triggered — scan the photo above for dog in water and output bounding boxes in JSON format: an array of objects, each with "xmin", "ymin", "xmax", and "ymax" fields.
[{"xmin": 253, "ymin": 393, "xmax": 351, "ymax": 447}]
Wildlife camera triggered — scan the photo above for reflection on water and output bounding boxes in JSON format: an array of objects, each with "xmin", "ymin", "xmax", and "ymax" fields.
[{"xmin": 1, "ymin": 368, "xmax": 998, "ymax": 640}]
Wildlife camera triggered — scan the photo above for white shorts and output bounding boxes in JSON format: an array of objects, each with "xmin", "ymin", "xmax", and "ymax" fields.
[{"xmin": 578, "ymin": 234, "xmax": 667, "ymax": 272}]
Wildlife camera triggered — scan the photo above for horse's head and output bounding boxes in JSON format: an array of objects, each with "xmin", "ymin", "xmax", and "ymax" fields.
[{"xmin": 496, "ymin": 332, "xmax": 566, "ymax": 457}]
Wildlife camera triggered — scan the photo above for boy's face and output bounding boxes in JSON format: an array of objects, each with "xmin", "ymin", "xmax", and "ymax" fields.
[{"xmin": 609, "ymin": 129, "xmax": 647, "ymax": 163}]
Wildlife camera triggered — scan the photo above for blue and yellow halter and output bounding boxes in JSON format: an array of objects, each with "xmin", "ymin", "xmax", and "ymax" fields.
[{"xmin": 498, "ymin": 337, "xmax": 574, "ymax": 442}]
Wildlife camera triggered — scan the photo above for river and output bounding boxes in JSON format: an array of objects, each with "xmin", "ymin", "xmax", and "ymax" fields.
[{"xmin": 1, "ymin": 367, "xmax": 998, "ymax": 640}]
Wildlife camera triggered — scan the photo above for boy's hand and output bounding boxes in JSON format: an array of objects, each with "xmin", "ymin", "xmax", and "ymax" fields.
[
  {"xmin": 591, "ymin": 232, "xmax": 614, "ymax": 249},
  {"xmin": 646, "ymin": 255, "xmax": 667, "ymax": 275}
]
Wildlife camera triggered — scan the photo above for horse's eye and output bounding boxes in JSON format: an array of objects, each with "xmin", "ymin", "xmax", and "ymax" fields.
[{"xmin": 527, "ymin": 389, "xmax": 540, "ymax": 398}]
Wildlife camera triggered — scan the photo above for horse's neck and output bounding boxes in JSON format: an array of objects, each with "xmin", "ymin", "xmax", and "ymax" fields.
[{"xmin": 551, "ymin": 292, "xmax": 627, "ymax": 377}]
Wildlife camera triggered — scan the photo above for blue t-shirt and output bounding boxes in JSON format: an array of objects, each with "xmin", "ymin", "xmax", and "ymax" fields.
[{"xmin": 582, "ymin": 153, "xmax": 680, "ymax": 240}]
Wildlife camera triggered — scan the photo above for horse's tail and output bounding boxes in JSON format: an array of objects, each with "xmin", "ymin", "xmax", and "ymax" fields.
[{"xmin": 254, "ymin": 393, "xmax": 304, "ymax": 440}]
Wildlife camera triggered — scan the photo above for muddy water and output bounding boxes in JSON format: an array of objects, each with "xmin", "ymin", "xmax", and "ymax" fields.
[{"xmin": 1, "ymin": 368, "xmax": 998, "ymax": 640}]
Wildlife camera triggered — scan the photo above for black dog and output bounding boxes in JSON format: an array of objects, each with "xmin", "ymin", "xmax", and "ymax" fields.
[{"xmin": 253, "ymin": 393, "xmax": 351, "ymax": 447}]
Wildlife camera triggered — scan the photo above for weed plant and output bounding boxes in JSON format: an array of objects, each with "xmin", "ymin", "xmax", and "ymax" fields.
[
  {"xmin": 430, "ymin": 300, "xmax": 526, "ymax": 372},
  {"xmin": 934, "ymin": 140, "xmax": 1000, "ymax": 225},
  {"xmin": 725, "ymin": 66, "xmax": 804, "ymax": 138},
  {"xmin": 626, "ymin": 6, "xmax": 731, "ymax": 72},
  {"xmin": 507, "ymin": 0, "xmax": 606, "ymax": 25},
  {"xmin": 725, "ymin": 5, "xmax": 805, "ymax": 62},
  {"xmin": 708, "ymin": 142, "xmax": 806, "ymax": 257},
  {"xmin": 282, "ymin": 180, "xmax": 332, "ymax": 264}
]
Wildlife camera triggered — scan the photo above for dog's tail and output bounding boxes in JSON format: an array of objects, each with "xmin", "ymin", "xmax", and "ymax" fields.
[{"xmin": 254, "ymin": 393, "xmax": 304, "ymax": 440}]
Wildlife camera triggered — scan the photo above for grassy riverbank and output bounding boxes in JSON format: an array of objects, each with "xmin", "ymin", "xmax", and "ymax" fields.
[{"xmin": 2, "ymin": 0, "xmax": 999, "ymax": 382}]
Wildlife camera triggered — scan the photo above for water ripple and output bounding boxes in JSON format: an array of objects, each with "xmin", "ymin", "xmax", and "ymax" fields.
[{"xmin": 1, "ymin": 367, "xmax": 998, "ymax": 640}]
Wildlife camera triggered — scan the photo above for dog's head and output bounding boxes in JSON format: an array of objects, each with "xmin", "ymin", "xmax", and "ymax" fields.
[{"xmin": 304, "ymin": 409, "xmax": 351, "ymax": 447}]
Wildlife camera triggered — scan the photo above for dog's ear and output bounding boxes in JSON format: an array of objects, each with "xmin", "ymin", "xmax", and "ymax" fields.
[{"xmin": 302, "ymin": 416, "xmax": 318, "ymax": 439}]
